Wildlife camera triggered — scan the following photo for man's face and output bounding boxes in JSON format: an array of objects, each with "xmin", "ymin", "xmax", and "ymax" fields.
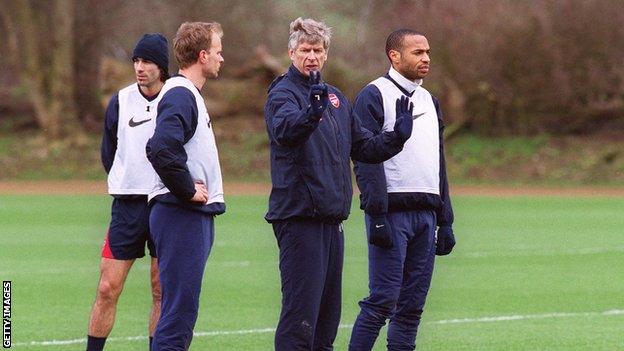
[
  {"xmin": 133, "ymin": 58, "xmax": 161, "ymax": 88},
  {"xmin": 202, "ymin": 33, "xmax": 224, "ymax": 79},
  {"xmin": 392, "ymin": 35, "xmax": 431, "ymax": 80},
  {"xmin": 289, "ymin": 41, "xmax": 327, "ymax": 76}
]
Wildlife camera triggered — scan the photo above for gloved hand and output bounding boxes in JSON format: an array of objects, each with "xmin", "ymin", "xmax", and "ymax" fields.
[
  {"xmin": 308, "ymin": 70, "xmax": 329, "ymax": 119},
  {"xmin": 368, "ymin": 215, "xmax": 393, "ymax": 248},
  {"xmin": 394, "ymin": 95, "xmax": 414, "ymax": 142},
  {"xmin": 436, "ymin": 226, "xmax": 456, "ymax": 255}
]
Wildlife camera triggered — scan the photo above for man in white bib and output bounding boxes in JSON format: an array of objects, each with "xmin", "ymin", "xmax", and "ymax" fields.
[
  {"xmin": 349, "ymin": 29, "xmax": 456, "ymax": 351},
  {"xmin": 146, "ymin": 22, "xmax": 225, "ymax": 351},
  {"xmin": 87, "ymin": 33, "xmax": 169, "ymax": 351}
]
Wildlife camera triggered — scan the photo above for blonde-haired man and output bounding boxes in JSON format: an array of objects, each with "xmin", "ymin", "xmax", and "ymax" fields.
[
  {"xmin": 145, "ymin": 21, "xmax": 225, "ymax": 351},
  {"xmin": 264, "ymin": 17, "xmax": 414, "ymax": 350}
]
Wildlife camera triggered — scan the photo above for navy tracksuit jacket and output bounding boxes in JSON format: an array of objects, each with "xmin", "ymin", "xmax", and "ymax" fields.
[
  {"xmin": 265, "ymin": 65, "xmax": 406, "ymax": 224},
  {"xmin": 265, "ymin": 65, "xmax": 407, "ymax": 350}
]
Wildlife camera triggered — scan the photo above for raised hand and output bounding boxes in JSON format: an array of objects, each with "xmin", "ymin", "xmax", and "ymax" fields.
[
  {"xmin": 309, "ymin": 70, "xmax": 329, "ymax": 119},
  {"xmin": 393, "ymin": 95, "xmax": 414, "ymax": 142}
]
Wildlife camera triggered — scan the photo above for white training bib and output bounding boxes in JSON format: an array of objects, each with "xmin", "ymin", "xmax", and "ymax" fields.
[
  {"xmin": 370, "ymin": 77, "xmax": 440, "ymax": 195},
  {"xmin": 107, "ymin": 83, "xmax": 161, "ymax": 195},
  {"xmin": 149, "ymin": 76, "xmax": 224, "ymax": 204}
]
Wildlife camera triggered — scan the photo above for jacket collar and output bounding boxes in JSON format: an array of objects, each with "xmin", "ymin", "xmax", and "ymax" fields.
[
  {"xmin": 288, "ymin": 64, "xmax": 313, "ymax": 87},
  {"xmin": 385, "ymin": 66, "xmax": 423, "ymax": 96}
]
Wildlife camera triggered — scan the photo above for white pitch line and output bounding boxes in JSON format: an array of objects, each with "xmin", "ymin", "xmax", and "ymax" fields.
[
  {"xmin": 11, "ymin": 309, "xmax": 624, "ymax": 348},
  {"xmin": 462, "ymin": 246, "xmax": 624, "ymax": 258},
  {"xmin": 429, "ymin": 309, "xmax": 624, "ymax": 324}
]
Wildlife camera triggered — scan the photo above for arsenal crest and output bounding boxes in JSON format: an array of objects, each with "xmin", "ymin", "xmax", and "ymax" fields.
[{"xmin": 328, "ymin": 94, "xmax": 340, "ymax": 108}]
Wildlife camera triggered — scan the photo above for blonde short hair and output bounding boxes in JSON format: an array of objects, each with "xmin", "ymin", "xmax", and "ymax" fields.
[
  {"xmin": 173, "ymin": 22, "xmax": 223, "ymax": 69},
  {"xmin": 288, "ymin": 17, "xmax": 331, "ymax": 51}
]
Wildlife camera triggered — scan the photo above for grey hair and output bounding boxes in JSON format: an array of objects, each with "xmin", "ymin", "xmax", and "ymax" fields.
[{"xmin": 288, "ymin": 17, "xmax": 332, "ymax": 50}]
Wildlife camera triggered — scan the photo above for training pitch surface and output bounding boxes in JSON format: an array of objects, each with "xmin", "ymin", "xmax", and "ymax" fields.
[{"xmin": 0, "ymin": 191, "xmax": 622, "ymax": 350}]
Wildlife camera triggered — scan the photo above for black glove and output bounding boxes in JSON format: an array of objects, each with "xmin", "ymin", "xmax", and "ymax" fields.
[
  {"xmin": 368, "ymin": 215, "xmax": 393, "ymax": 248},
  {"xmin": 308, "ymin": 70, "xmax": 329, "ymax": 119},
  {"xmin": 394, "ymin": 95, "xmax": 414, "ymax": 142},
  {"xmin": 436, "ymin": 226, "xmax": 456, "ymax": 255}
]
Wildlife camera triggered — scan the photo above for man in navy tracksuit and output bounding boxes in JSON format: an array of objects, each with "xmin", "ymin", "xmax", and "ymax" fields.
[
  {"xmin": 348, "ymin": 29, "xmax": 456, "ymax": 351},
  {"xmin": 265, "ymin": 18, "xmax": 415, "ymax": 351},
  {"xmin": 145, "ymin": 22, "xmax": 225, "ymax": 351}
]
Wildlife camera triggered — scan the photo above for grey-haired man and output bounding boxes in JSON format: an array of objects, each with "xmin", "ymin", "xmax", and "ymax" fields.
[{"xmin": 264, "ymin": 17, "xmax": 414, "ymax": 351}]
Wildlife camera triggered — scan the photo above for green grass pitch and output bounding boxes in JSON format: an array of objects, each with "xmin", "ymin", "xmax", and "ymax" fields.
[{"xmin": 0, "ymin": 194, "xmax": 622, "ymax": 350}]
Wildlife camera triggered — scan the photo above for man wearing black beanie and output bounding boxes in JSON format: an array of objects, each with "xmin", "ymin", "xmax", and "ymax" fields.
[
  {"xmin": 86, "ymin": 33, "xmax": 169, "ymax": 351},
  {"xmin": 132, "ymin": 33, "xmax": 170, "ymax": 82}
]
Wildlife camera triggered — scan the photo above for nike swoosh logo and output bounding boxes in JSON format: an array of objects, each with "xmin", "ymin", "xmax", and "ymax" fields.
[
  {"xmin": 375, "ymin": 224, "xmax": 385, "ymax": 228},
  {"xmin": 412, "ymin": 112, "xmax": 426, "ymax": 120},
  {"xmin": 128, "ymin": 117, "xmax": 152, "ymax": 127}
]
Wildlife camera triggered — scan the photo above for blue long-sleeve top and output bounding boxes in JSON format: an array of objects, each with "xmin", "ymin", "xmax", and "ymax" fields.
[
  {"xmin": 101, "ymin": 94, "xmax": 119, "ymax": 174},
  {"xmin": 145, "ymin": 86, "xmax": 198, "ymax": 202}
]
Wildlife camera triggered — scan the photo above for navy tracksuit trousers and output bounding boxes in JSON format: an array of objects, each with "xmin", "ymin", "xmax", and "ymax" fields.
[
  {"xmin": 349, "ymin": 210, "xmax": 436, "ymax": 351},
  {"xmin": 273, "ymin": 220, "xmax": 344, "ymax": 351},
  {"xmin": 149, "ymin": 202, "xmax": 215, "ymax": 351}
]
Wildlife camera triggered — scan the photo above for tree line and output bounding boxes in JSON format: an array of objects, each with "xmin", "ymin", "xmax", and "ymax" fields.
[{"xmin": 1, "ymin": 0, "xmax": 622, "ymax": 139}]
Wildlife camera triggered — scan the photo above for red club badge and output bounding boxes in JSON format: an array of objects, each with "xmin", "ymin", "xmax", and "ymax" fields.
[{"xmin": 329, "ymin": 93, "xmax": 340, "ymax": 108}]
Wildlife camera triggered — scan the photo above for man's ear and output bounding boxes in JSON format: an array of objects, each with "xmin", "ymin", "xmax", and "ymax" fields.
[
  {"xmin": 389, "ymin": 49, "xmax": 401, "ymax": 65},
  {"xmin": 288, "ymin": 48, "xmax": 295, "ymax": 61},
  {"xmin": 199, "ymin": 49, "xmax": 208, "ymax": 63}
]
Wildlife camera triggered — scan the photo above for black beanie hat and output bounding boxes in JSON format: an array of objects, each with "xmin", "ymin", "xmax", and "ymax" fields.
[{"xmin": 132, "ymin": 33, "xmax": 169, "ymax": 76}]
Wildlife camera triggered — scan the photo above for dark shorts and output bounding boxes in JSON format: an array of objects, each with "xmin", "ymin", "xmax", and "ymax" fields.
[{"xmin": 101, "ymin": 197, "xmax": 156, "ymax": 260}]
